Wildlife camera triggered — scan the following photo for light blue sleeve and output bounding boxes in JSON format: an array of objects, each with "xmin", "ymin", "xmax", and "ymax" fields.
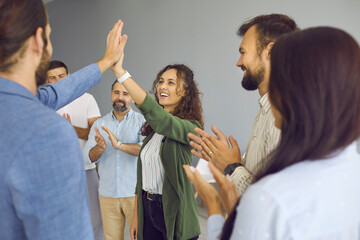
[
  {"xmin": 207, "ymin": 214, "xmax": 225, "ymax": 240},
  {"xmin": 37, "ymin": 64, "xmax": 101, "ymax": 110},
  {"xmin": 229, "ymin": 186, "xmax": 290, "ymax": 240}
]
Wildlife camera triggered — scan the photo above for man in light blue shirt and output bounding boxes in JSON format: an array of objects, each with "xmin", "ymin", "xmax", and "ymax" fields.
[
  {"xmin": 0, "ymin": 0, "xmax": 127, "ymax": 239},
  {"xmin": 84, "ymin": 80, "xmax": 145, "ymax": 240}
]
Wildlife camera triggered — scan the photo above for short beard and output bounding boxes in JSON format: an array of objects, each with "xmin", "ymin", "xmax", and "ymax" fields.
[
  {"xmin": 35, "ymin": 48, "xmax": 50, "ymax": 87},
  {"xmin": 113, "ymin": 100, "xmax": 129, "ymax": 112},
  {"xmin": 241, "ymin": 65, "xmax": 265, "ymax": 91}
]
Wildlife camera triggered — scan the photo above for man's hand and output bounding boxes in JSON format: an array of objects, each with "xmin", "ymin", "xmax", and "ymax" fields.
[
  {"xmin": 183, "ymin": 165, "xmax": 223, "ymax": 217},
  {"xmin": 94, "ymin": 127, "xmax": 106, "ymax": 150},
  {"xmin": 101, "ymin": 126, "xmax": 119, "ymax": 149},
  {"xmin": 129, "ymin": 207, "xmax": 138, "ymax": 240},
  {"xmin": 188, "ymin": 125, "xmax": 242, "ymax": 172},
  {"xmin": 97, "ymin": 20, "xmax": 128, "ymax": 74}
]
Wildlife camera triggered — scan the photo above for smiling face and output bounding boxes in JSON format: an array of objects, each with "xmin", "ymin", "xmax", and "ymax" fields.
[
  {"xmin": 236, "ymin": 25, "xmax": 267, "ymax": 91},
  {"xmin": 156, "ymin": 68, "xmax": 185, "ymax": 113}
]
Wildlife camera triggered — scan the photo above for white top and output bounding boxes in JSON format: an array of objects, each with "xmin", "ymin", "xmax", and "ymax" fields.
[
  {"xmin": 57, "ymin": 93, "xmax": 100, "ymax": 170},
  {"xmin": 140, "ymin": 133, "xmax": 165, "ymax": 194},
  {"xmin": 207, "ymin": 142, "xmax": 360, "ymax": 240},
  {"xmin": 229, "ymin": 93, "xmax": 281, "ymax": 194}
]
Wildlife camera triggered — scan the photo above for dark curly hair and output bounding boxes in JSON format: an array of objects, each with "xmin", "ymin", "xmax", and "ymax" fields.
[{"xmin": 141, "ymin": 64, "xmax": 203, "ymax": 136}]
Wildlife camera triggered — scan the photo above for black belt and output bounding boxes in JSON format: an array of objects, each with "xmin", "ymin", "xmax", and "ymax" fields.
[{"xmin": 142, "ymin": 190, "xmax": 162, "ymax": 202}]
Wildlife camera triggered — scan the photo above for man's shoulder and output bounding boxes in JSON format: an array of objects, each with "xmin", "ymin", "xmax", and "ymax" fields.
[
  {"xmin": 81, "ymin": 92, "xmax": 96, "ymax": 100},
  {"xmin": 34, "ymin": 110, "xmax": 76, "ymax": 138},
  {"xmin": 130, "ymin": 109, "xmax": 146, "ymax": 122},
  {"xmin": 63, "ymin": 92, "xmax": 98, "ymax": 111},
  {"xmin": 3, "ymin": 103, "xmax": 76, "ymax": 153},
  {"xmin": 93, "ymin": 112, "xmax": 113, "ymax": 125},
  {"xmin": 68, "ymin": 92, "xmax": 94, "ymax": 105}
]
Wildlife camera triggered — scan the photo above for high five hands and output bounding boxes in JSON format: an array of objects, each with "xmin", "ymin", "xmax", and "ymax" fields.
[
  {"xmin": 187, "ymin": 125, "xmax": 242, "ymax": 172},
  {"xmin": 110, "ymin": 20, "xmax": 128, "ymax": 79},
  {"xmin": 97, "ymin": 20, "xmax": 128, "ymax": 74}
]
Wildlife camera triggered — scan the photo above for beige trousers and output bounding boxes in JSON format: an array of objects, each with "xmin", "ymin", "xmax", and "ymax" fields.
[{"xmin": 99, "ymin": 195, "xmax": 135, "ymax": 240}]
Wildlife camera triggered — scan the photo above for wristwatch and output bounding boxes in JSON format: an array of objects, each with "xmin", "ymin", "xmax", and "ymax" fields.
[{"xmin": 224, "ymin": 163, "xmax": 242, "ymax": 176}]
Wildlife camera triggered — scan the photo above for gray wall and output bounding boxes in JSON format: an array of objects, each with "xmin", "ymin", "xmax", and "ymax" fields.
[{"xmin": 46, "ymin": 0, "xmax": 360, "ymax": 151}]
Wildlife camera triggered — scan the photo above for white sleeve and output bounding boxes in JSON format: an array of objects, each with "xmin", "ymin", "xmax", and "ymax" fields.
[{"xmin": 230, "ymin": 186, "xmax": 290, "ymax": 239}]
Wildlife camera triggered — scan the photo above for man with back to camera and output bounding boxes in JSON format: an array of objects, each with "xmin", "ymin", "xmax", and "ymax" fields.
[
  {"xmin": 47, "ymin": 60, "xmax": 104, "ymax": 240},
  {"xmin": 0, "ymin": 0, "xmax": 127, "ymax": 238},
  {"xmin": 84, "ymin": 80, "xmax": 145, "ymax": 240},
  {"xmin": 189, "ymin": 14, "xmax": 299, "ymax": 195}
]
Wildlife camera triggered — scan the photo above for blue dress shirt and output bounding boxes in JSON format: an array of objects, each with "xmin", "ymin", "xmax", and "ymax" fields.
[
  {"xmin": 0, "ymin": 64, "xmax": 101, "ymax": 240},
  {"xmin": 207, "ymin": 142, "xmax": 360, "ymax": 240},
  {"xmin": 84, "ymin": 110, "xmax": 145, "ymax": 198}
]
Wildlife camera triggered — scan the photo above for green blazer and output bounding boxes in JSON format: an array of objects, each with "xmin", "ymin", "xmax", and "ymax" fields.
[{"xmin": 135, "ymin": 94, "xmax": 201, "ymax": 240}]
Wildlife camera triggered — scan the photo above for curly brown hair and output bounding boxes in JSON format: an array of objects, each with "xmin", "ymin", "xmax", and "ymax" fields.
[{"xmin": 141, "ymin": 64, "xmax": 203, "ymax": 136}]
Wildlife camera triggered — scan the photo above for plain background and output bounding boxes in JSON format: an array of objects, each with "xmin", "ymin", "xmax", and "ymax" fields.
[{"xmin": 45, "ymin": 0, "xmax": 360, "ymax": 151}]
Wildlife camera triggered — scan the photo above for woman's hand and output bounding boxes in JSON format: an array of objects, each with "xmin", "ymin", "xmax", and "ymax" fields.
[
  {"xmin": 183, "ymin": 165, "xmax": 223, "ymax": 217},
  {"xmin": 101, "ymin": 126, "xmax": 119, "ymax": 149},
  {"xmin": 209, "ymin": 163, "xmax": 240, "ymax": 214},
  {"xmin": 188, "ymin": 125, "xmax": 242, "ymax": 172}
]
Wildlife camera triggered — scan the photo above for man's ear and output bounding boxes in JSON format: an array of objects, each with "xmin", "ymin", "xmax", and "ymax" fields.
[
  {"xmin": 266, "ymin": 42, "xmax": 275, "ymax": 58},
  {"xmin": 33, "ymin": 27, "xmax": 45, "ymax": 56}
]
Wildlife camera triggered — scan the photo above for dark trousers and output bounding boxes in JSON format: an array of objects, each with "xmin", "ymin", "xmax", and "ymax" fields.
[{"xmin": 142, "ymin": 190, "xmax": 199, "ymax": 240}]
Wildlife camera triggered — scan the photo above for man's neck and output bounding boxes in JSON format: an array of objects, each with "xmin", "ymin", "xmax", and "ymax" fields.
[
  {"xmin": 113, "ymin": 108, "xmax": 130, "ymax": 122},
  {"xmin": 257, "ymin": 79, "xmax": 269, "ymax": 97},
  {"xmin": 0, "ymin": 61, "xmax": 37, "ymax": 95}
]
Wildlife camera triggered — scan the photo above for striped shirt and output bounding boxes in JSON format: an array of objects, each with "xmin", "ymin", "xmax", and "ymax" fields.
[
  {"xmin": 229, "ymin": 93, "xmax": 281, "ymax": 195},
  {"xmin": 140, "ymin": 133, "xmax": 165, "ymax": 194}
]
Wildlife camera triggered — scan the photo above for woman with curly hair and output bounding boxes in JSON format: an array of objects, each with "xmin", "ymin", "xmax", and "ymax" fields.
[{"xmin": 103, "ymin": 21, "xmax": 202, "ymax": 240}]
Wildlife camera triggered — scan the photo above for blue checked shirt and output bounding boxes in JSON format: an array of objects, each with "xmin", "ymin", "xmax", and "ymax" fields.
[{"xmin": 84, "ymin": 110, "xmax": 145, "ymax": 198}]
